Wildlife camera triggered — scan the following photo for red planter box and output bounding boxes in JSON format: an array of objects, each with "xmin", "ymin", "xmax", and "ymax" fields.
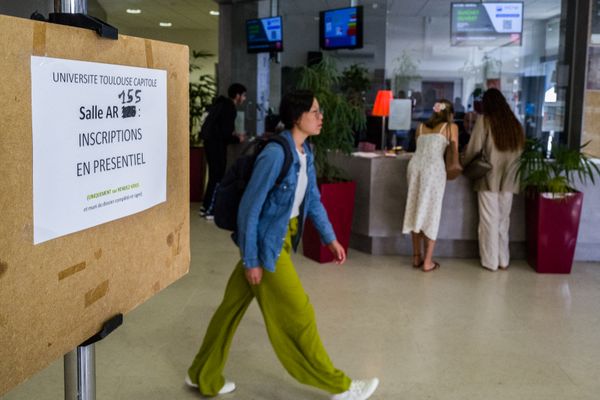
[
  {"xmin": 302, "ymin": 181, "xmax": 356, "ymax": 263},
  {"xmin": 190, "ymin": 146, "xmax": 206, "ymax": 202},
  {"xmin": 525, "ymin": 191, "xmax": 583, "ymax": 274}
]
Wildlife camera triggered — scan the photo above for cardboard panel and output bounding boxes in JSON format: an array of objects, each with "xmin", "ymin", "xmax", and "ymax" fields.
[{"xmin": 0, "ymin": 15, "xmax": 190, "ymax": 395}]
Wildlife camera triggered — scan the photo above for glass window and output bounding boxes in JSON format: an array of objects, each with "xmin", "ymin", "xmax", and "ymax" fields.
[{"xmin": 386, "ymin": 0, "xmax": 565, "ymax": 150}]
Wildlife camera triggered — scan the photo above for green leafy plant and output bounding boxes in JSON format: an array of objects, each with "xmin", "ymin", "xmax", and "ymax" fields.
[
  {"xmin": 296, "ymin": 57, "xmax": 367, "ymax": 181},
  {"xmin": 517, "ymin": 138, "xmax": 600, "ymax": 196},
  {"xmin": 189, "ymin": 50, "xmax": 217, "ymax": 147},
  {"xmin": 340, "ymin": 63, "xmax": 370, "ymax": 108},
  {"xmin": 392, "ymin": 50, "xmax": 420, "ymax": 93}
]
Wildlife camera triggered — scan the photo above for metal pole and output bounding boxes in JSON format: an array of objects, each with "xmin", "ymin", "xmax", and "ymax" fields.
[
  {"xmin": 270, "ymin": 0, "xmax": 281, "ymax": 64},
  {"xmin": 381, "ymin": 116, "xmax": 386, "ymax": 151},
  {"xmin": 54, "ymin": 0, "xmax": 88, "ymax": 14},
  {"xmin": 270, "ymin": 0, "xmax": 278, "ymax": 16},
  {"xmin": 64, "ymin": 344, "xmax": 96, "ymax": 400},
  {"xmin": 63, "ymin": 314, "xmax": 121, "ymax": 400}
]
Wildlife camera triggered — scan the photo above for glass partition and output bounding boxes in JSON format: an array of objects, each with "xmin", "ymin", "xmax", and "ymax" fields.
[{"xmin": 385, "ymin": 0, "xmax": 565, "ymax": 151}]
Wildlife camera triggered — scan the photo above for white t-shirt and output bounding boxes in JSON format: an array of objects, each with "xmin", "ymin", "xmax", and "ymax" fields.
[{"xmin": 290, "ymin": 149, "xmax": 308, "ymax": 218}]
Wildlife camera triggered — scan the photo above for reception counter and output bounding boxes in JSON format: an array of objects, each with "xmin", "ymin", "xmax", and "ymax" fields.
[{"xmin": 328, "ymin": 152, "xmax": 600, "ymax": 261}]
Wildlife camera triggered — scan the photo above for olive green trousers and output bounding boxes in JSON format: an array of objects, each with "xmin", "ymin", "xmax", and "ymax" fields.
[{"xmin": 187, "ymin": 218, "xmax": 351, "ymax": 396}]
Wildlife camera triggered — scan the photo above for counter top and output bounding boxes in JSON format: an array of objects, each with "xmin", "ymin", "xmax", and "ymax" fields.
[{"xmin": 328, "ymin": 152, "xmax": 600, "ymax": 261}]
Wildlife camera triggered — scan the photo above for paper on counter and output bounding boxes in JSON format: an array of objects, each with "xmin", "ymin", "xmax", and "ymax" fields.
[{"xmin": 351, "ymin": 152, "xmax": 382, "ymax": 158}]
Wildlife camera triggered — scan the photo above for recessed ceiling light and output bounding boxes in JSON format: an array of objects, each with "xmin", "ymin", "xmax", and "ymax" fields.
[
  {"xmin": 159, "ymin": 22, "xmax": 172, "ymax": 27},
  {"xmin": 126, "ymin": 9, "xmax": 141, "ymax": 14},
  {"xmin": 209, "ymin": 10, "xmax": 220, "ymax": 16}
]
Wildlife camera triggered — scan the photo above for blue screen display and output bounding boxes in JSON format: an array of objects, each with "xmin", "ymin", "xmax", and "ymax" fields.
[
  {"xmin": 321, "ymin": 6, "xmax": 363, "ymax": 50},
  {"xmin": 246, "ymin": 16, "xmax": 283, "ymax": 53}
]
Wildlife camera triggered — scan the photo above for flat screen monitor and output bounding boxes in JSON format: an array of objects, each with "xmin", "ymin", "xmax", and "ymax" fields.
[
  {"xmin": 451, "ymin": 2, "xmax": 523, "ymax": 47},
  {"xmin": 246, "ymin": 16, "xmax": 283, "ymax": 54},
  {"xmin": 320, "ymin": 6, "xmax": 363, "ymax": 50}
]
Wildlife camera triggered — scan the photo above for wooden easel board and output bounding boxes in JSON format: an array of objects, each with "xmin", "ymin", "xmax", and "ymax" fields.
[{"xmin": 0, "ymin": 14, "xmax": 190, "ymax": 395}]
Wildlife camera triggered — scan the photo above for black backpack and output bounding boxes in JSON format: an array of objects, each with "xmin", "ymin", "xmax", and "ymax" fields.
[{"xmin": 213, "ymin": 135, "xmax": 293, "ymax": 231}]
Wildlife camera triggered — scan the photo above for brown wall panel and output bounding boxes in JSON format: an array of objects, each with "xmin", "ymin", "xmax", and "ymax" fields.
[{"xmin": 0, "ymin": 14, "xmax": 190, "ymax": 395}]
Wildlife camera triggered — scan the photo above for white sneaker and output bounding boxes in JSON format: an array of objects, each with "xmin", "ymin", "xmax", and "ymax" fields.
[
  {"xmin": 184, "ymin": 375, "xmax": 236, "ymax": 395},
  {"xmin": 331, "ymin": 378, "xmax": 379, "ymax": 400}
]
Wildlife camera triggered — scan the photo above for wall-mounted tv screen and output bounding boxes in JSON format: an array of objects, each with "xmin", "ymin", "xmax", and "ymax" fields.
[
  {"xmin": 320, "ymin": 6, "xmax": 363, "ymax": 50},
  {"xmin": 246, "ymin": 16, "xmax": 283, "ymax": 54},
  {"xmin": 451, "ymin": 2, "xmax": 523, "ymax": 47}
]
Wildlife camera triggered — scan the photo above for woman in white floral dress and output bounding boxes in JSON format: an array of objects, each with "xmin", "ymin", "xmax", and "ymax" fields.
[{"xmin": 402, "ymin": 99, "xmax": 458, "ymax": 272}]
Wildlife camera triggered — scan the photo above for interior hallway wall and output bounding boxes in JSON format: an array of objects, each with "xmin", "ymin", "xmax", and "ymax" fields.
[
  {"xmin": 218, "ymin": 1, "xmax": 260, "ymax": 134},
  {"xmin": 279, "ymin": 0, "xmax": 388, "ymax": 102},
  {"xmin": 219, "ymin": 0, "xmax": 389, "ymax": 117}
]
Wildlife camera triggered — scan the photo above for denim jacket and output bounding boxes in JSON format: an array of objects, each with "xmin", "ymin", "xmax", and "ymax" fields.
[{"xmin": 236, "ymin": 131, "xmax": 336, "ymax": 272}]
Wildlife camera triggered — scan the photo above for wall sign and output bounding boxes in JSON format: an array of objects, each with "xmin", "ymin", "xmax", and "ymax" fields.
[
  {"xmin": 450, "ymin": 2, "xmax": 523, "ymax": 47},
  {"xmin": 31, "ymin": 56, "xmax": 167, "ymax": 244}
]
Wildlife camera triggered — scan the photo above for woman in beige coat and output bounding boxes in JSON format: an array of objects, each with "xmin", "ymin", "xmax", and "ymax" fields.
[{"xmin": 462, "ymin": 88, "xmax": 525, "ymax": 271}]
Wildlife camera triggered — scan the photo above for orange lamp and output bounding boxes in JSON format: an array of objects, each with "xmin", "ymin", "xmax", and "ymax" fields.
[{"xmin": 372, "ymin": 90, "xmax": 393, "ymax": 150}]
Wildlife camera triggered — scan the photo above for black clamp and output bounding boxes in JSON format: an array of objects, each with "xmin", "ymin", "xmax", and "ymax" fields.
[
  {"xmin": 30, "ymin": 11, "xmax": 118, "ymax": 40},
  {"xmin": 81, "ymin": 313, "xmax": 123, "ymax": 347}
]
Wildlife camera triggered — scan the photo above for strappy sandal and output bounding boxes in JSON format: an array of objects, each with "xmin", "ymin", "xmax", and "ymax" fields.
[
  {"xmin": 422, "ymin": 261, "xmax": 440, "ymax": 272},
  {"xmin": 412, "ymin": 254, "xmax": 423, "ymax": 268}
]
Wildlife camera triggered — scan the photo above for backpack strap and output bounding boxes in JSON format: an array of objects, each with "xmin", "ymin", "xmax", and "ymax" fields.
[{"xmin": 267, "ymin": 135, "xmax": 293, "ymax": 185}]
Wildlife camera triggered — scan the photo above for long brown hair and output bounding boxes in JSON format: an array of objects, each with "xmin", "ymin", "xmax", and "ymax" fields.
[
  {"xmin": 482, "ymin": 88, "xmax": 525, "ymax": 151},
  {"xmin": 424, "ymin": 99, "xmax": 454, "ymax": 130}
]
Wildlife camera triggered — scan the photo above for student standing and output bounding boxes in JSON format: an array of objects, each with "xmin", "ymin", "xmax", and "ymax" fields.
[
  {"xmin": 402, "ymin": 99, "xmax": 458, "ymax": 272},
  {"xmin": 186, "ymin": 90, "xmax": 379, "ymax": 400},
  {"xmin": 201, "ymin": 83, "xmax": 247, "ymax": 219},
  {"xmin": 462, "ymin": 88, "xmax": 525, "ymax": 271}
]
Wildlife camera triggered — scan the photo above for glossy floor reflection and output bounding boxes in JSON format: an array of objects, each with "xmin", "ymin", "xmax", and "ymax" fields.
[{"xmin": 4, "ymin": 204, "xmax": 600, "ymax": 400}]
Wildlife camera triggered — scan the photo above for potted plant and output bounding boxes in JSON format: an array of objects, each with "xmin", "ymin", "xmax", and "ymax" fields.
[
  {"xmin": 392, "ymin": 50, "xmax": 420, "ymax": 94},
  {"xmin": 189, "ymin": 50, "xmax": 216, "ymax": 202},
  {"xmin": 296, "ymin": 57, "xmax": 367, "ymax": 263},
  {"xmin": 517, "ymin": 138, "xmax": 600, "ymax": 273},
  {"xmin": 341, "ymin": 63, "xmax": 371, "ymax": 109}
]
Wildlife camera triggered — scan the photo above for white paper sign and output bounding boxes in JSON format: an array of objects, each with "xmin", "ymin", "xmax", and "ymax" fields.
[
  {"xmin": 31, "ymin": 56, "xmax": 167, "ymax": 244},
  {"xmin": 388, "ymin": 99, "xmax": 412, "ymax": 130}
]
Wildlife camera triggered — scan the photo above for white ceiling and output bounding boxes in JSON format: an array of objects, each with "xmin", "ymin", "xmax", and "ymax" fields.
[
  {"xmin": 96, "ymin": 0, "xmax": 219, "ymax": 31},
  {"xmin": 97, "ymin": 0, "xmax": 563, "ymax": 32}
]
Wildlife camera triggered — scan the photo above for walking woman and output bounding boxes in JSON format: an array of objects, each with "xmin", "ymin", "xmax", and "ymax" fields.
[
  {"xmin": 462, "ymin": 88, "xmax": 525, "ymax": 271},
  {"xmin": 402, "ymin": 99, "xmax": 459, "ymax": 271},
  {"xmin": 186, "ymin": 90, "xmax": 379, "ymax": 400}
]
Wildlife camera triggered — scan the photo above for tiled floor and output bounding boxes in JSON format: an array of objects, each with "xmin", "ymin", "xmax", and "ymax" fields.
[{"xmin": 4, "ymin": 204, "xmax": 600, "ymax": 399}]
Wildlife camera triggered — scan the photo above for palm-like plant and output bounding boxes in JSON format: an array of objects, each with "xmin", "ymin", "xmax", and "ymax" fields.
[
  {"xmin": 517, "ymin": 138, "xmax": 600, "ymax": 196},
  {"xmin": 296, "ymin": 57, "xmax": 366, "ymax": 181}
]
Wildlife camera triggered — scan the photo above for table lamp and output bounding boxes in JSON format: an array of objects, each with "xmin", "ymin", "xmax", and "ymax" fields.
[{"xmin": 372, "ymin": 90, "xmax": 393, "ymax": 150}]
